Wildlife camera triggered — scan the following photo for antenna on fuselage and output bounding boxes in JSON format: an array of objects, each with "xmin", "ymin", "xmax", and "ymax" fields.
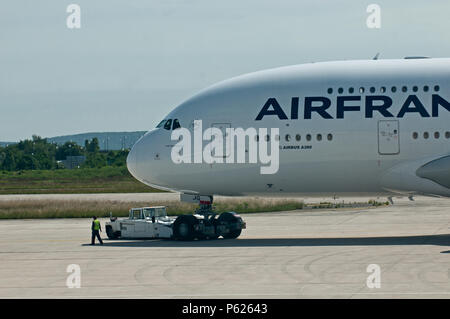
[{"xmin": 373, "ymin": 52, "xmax": 380, "ymax": 60}]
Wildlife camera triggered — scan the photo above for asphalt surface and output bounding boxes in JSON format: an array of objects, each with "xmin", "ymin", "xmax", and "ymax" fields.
[{"xmin": 0, "ymin": 196, "xmax": 449, "ymax": 298}]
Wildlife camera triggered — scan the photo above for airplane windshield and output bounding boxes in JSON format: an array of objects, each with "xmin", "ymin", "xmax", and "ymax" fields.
[
  {"xmin": 156, "ymin": 118, "xmax": 181, "ymax": 130},
  {"xmin": 172, "ymin": 119, "xmax": 181, "ymax": 130},
  {"xmin": 163, "ymin": 119, "xmax": 172, "ymax": 130}
]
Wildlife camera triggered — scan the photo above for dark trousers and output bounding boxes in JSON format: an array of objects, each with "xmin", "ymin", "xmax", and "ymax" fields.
[{"xmin": 91, "ymin": 230, "xmax": 103, "ymax": 244}]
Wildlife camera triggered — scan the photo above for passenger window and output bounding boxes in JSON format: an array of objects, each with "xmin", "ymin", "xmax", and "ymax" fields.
[
  {"xmin": 327, "ymin": 134, "xmax": 333, "ymax": 141},
  {"xmin": 285, "ymin": 134, "xmax": 291, "ymax": 142},
  {"xmin": 306, "ymin": 134, "xmax": 312, "ymax": 141},
  {"xmin": 172, "ymin": 119, "xmax": 181, "ymax": 130},
  {"xmin": 163, "ymin": 119, "xmax": 172, "ymax": 130},
  {"xmin": 412, "ymin": 132, "xmax": 418, "ymax": 139},
  {"xmin": 295, "ymin": 134, "xmax": 301, "ymax": 141}
]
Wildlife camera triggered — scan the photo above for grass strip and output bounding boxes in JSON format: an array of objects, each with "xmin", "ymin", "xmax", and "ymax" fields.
[{"xmin": 0, "ymin": 198, "xmax": 388, "ymax": 219}]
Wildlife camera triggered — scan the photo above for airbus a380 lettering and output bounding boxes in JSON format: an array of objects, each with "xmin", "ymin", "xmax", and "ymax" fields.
[{"xmin": 127, "ymin": 57, "xmax": 450, "ymax": 199}]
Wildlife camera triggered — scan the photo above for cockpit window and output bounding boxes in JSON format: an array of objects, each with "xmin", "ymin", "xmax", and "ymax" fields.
[
  {"xmin": 157, "ymin": 118, "xmax": 181, "ymax": 130},
  {"xmin": 172, "ymin": 119, "xmax": 181, "ymax": 130},
  {"xmin": 163, "ymin": 119, "xmax": 172, "ymax": 130}
]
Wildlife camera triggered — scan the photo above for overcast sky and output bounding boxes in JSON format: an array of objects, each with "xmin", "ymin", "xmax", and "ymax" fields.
[{"xmin": 1, "ymin": 0, "xmax": 449, "ymax": 141}]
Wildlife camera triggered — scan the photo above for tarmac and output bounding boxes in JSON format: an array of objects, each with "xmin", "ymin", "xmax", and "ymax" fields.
[{"xmin": 0, "ymin": 195, "xmax": 449, "ymax": 298}]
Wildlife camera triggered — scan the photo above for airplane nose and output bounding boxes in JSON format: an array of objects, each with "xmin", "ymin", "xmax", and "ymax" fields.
[
  {"xmin": 126, "ymin": 130, "xmax": 167, "ymax": 189},
  {"xmin": 126, "ymin": 144, "xmax": 138, "ymax": 178}
]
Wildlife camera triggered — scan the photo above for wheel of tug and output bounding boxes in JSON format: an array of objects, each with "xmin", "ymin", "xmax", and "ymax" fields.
[
  {"xmin": 173, "ymin": 215, "xmax": 198, "ymax": 240},
  {"xmin": 106, "ymin": 225, "xmax": 119, "ymax": 239},
  {"xmin": 218, "ymin": 212, "xmax": 242, "ymax": 239}
]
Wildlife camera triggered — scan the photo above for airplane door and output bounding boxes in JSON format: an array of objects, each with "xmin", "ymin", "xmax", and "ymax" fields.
[
  {"xmin": 378, "ymin": 120, "xmax": 399, "ymax": 155},
  {"xmin": 211, "ymin": 123, "xmax": 231, "ymax": 158}
]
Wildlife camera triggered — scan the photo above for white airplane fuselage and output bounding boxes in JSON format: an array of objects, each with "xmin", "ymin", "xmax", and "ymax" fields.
[{"xmin": 127, "ymin": 58, "xmax": 450, "ymax": 198}]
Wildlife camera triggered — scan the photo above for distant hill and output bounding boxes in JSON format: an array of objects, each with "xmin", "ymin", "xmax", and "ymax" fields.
[
  {"xmin": 0, "ymin": 142, "xmax": 14, "ymax": 147},
  {"xmin": 1, "ymin": 131, "xmax": 147, "ymax": 150},
  {"xmin": 47, "ymin": 131, "xmax": 147, "ymax": 150}
]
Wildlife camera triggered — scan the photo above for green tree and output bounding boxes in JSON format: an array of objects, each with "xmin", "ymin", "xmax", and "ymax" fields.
[
  {"xmin": 85, "ymin": 138, "xmax": 100, "ymax": 153},
  {"xmin": 2, "ymin": 151, "xmax": 16, "ymax": 171},
  {"xmin": 17, "ymin": 154, "xmax": 40, "ymax": 170},
  {"xmin": 0, "ymin": 135, "xmax": 129, "ymax": 171},
  {"xmin": 55, "ymin": 142, "xmax": 83, "ymax": 160},
  {"xmin": 83, "ymin": 152, "xmax": 107, "ymax": 168}
]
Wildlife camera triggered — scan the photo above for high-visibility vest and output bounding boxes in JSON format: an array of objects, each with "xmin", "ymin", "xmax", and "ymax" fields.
[{"xmin": 93, "ymin": 220, "xmax": 101, "ymax": 230}]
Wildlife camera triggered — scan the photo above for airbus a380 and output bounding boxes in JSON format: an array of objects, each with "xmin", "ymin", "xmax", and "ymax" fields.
[{"xmin": 127, "ymin": 57, "xmax": 450, "ymax": 201}]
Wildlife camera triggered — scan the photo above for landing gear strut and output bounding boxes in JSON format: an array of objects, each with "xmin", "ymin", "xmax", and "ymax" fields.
[{"xmin": 173, "ymin": 194, "xmax": 246, "ymax": 240}]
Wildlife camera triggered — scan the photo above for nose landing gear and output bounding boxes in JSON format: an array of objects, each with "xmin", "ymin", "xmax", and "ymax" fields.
[{"xmin": 173, "ymin": 194, "xmax": 246, "ymax": 240}]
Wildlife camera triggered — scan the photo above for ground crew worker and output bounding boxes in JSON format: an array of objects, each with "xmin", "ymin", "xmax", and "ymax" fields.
[{"xmin": 91, "ymin": 216, "xmax": 103, "ymax": 245}]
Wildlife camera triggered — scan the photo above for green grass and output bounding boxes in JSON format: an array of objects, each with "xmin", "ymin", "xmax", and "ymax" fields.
[
  {"xmin": 0, "ymin": 198, "xmax": 388, "ymax": 219},
  {"xmin": 0, "ymin": 166, "xmax": 163, "ymax": 194},
  {"xmin": 0, "ymin": 198, "xmax": 305, "ymax": 219},
  {"xmin": 0, "ymin": 167, "xmax": 390, "ymax": 218}
]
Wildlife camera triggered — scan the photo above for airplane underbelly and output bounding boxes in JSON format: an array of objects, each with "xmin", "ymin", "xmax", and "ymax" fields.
[{"xmin": 169, "ymin": 159, "xmax": 385, "ymax": 195}]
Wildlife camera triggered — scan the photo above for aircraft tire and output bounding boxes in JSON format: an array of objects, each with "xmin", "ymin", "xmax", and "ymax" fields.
[
  {"xmin": 173, "ymin": 215, "xmax": 198, "ymax": 240},
  {"xmin": 218, "ymin": 212, "xmax": 242, "ymax": 239}
]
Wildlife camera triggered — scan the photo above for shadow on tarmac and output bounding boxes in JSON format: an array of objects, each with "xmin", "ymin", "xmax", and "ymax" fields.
[{"xmin": 82, "ymin": 234, "xmax": 450, "ymax": 248}]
